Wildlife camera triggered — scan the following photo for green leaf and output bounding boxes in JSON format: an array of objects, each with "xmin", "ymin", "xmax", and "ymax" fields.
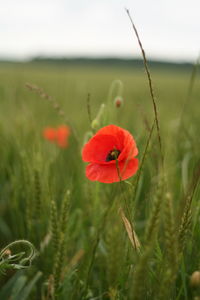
[
  {"xmin": 14, "ymin": 271, "xmax": 42, "ymax": 300},
  {"xmin": 0, "ymin": 270, "xmax": 24, "ymax": 299},
  {"xmin": 10, "ymin": 275, "xmax": 27, "ymax": 297}
]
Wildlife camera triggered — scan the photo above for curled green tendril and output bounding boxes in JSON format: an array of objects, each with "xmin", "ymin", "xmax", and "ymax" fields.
[{"xmin": 0, "ymin": 240, "xmax": 37, "ymax": 274}]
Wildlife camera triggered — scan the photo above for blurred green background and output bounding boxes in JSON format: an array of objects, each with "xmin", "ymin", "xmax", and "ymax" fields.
[{"xmin": 0, "ymin": 60, "xmax": 199, "ymax": 299}]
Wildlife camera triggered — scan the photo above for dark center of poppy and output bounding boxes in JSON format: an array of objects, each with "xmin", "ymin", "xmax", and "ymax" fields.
[{"xmin": 106, "ymin": 149, "xmax": 121, "ymax": 162}]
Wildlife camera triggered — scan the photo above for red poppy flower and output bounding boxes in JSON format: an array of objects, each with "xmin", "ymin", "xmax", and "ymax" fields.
[
  {"xmin": 43, "ymin": 125, "xmax": 70, "ymax": 148},
  {"xmin": 43, "ymin": 127, "xmax": 57, "ymax": 142},
  {"xmin": 56, "ymin": 125, "xmax": 70, "ymax": 148},
  {"xmin": 82, "ymin": 125, "xmax": 139, "ymax": 183}
]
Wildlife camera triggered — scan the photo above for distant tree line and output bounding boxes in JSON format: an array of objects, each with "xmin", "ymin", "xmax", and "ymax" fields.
[
  {"xmin": 30, "ymin": 57, "xmax": 193, "ymax": 71},
  {"xmin": 0, "ymin": 57, "xmax": 193, "ymax": 71}
]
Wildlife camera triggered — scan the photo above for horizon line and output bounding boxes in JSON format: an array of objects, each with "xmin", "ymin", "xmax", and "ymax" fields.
[{"xmin": 0, "ymin": 55, "xmax": 195, "ymax": 65}]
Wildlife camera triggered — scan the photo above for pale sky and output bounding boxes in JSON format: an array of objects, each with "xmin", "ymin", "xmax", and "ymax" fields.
[{"xmin": 0, "ymin": 0, "xmax": 200, "ymax": 62}]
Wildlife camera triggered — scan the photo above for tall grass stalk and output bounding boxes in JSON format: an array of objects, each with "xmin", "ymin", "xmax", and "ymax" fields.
[
  {"xmin": 126, "ymin": 9, "xmax": 163, "ymax": 165},
  {"xmin": 52, "ymin": 191, "xmax": 70, "ymax": 296},
  {"xmin": 180, "ymin": 54, "xmax": 200, "ymax": 123},
  {"xmin": 133, "ymin": 119, "xmax": 155, "ymax": 204},
  {"xmin": 178, "ymin": 164, "xmax": 200, "ymax": 253},
  {"xmin": 157, "ymin": 192, "xmax": 178, "ymax": 299}
]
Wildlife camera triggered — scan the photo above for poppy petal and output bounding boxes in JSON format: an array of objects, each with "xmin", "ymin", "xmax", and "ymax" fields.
[
  {"xmin": 119, "ymin": 131, "xmax": 138, "ymax": 161},
  {"xmin": 95, "ymin": 125, "xmax": 125, "ymax": 148},
  {"xmin": 94, "ymin": 124, "xmax": 124, "ymax": 137},
  {"xmin": 86, "ymin": 158, "xmax": 139, "ymax": 183},
  {"xmin": 83, "ymin": 124, "xmax": 138, "ymax": 163},
  {"xmin": 82, "ymin": 134, "xmax": 121, "ymax": 163}
]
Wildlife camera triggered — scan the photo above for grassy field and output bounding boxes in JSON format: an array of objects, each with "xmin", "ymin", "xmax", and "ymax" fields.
[{"xmin": 0, "ymin": 62, "xmax": 200, "ymax": 299}]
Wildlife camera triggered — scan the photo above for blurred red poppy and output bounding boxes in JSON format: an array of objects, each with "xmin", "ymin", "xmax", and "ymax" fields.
[
  {"xmin": 43, "ymin": 127, "xmax": 57, "ymax": 142},
  {"xmin": 56, "ymin": 125, "xmax": 70, "ymax": 148},
  {"xmin": 82, "ymin": 124, "xmax": 139, "ymax": 183},
  {"xmin": 43, "ymin": 125, "xmax": 70, "ymax": 148}
]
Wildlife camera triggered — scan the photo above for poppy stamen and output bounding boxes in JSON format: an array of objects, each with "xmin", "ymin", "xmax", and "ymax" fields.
[{"xmin": 106, "ymin": 149, "xmax": 121, "ymax": 162}]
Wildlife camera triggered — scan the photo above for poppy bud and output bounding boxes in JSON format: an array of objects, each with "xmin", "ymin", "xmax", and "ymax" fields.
[
  {"xmin": 190, "ymin": 271, "xmax": 200, "ymax": 287},
  {"xmin": 91, "ymin": 103, "xmax": 106, "ymax": 130},
  {"xmin": 91, "ymin": 119, "xmax": 99, "ymax": 130},
  {"xmin": 114, "ymin": 96, "xmax": 123, "ymax": 108}
]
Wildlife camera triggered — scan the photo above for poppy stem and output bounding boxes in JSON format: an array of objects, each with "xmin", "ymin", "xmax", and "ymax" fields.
[
  {"xmin": 105, "ymin": 79, "xmax": 124, "ymax": 124},
  {"xmin": 83, "ymin": 194, "xmax": 116, "ymax": 297},
  {"xmin": 86, "ymin": 93, "xmax": 93, "ymax": 125},
  {"xmin": 115, "ymin": 159, "xmax": 139, "ymax": 252}
]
